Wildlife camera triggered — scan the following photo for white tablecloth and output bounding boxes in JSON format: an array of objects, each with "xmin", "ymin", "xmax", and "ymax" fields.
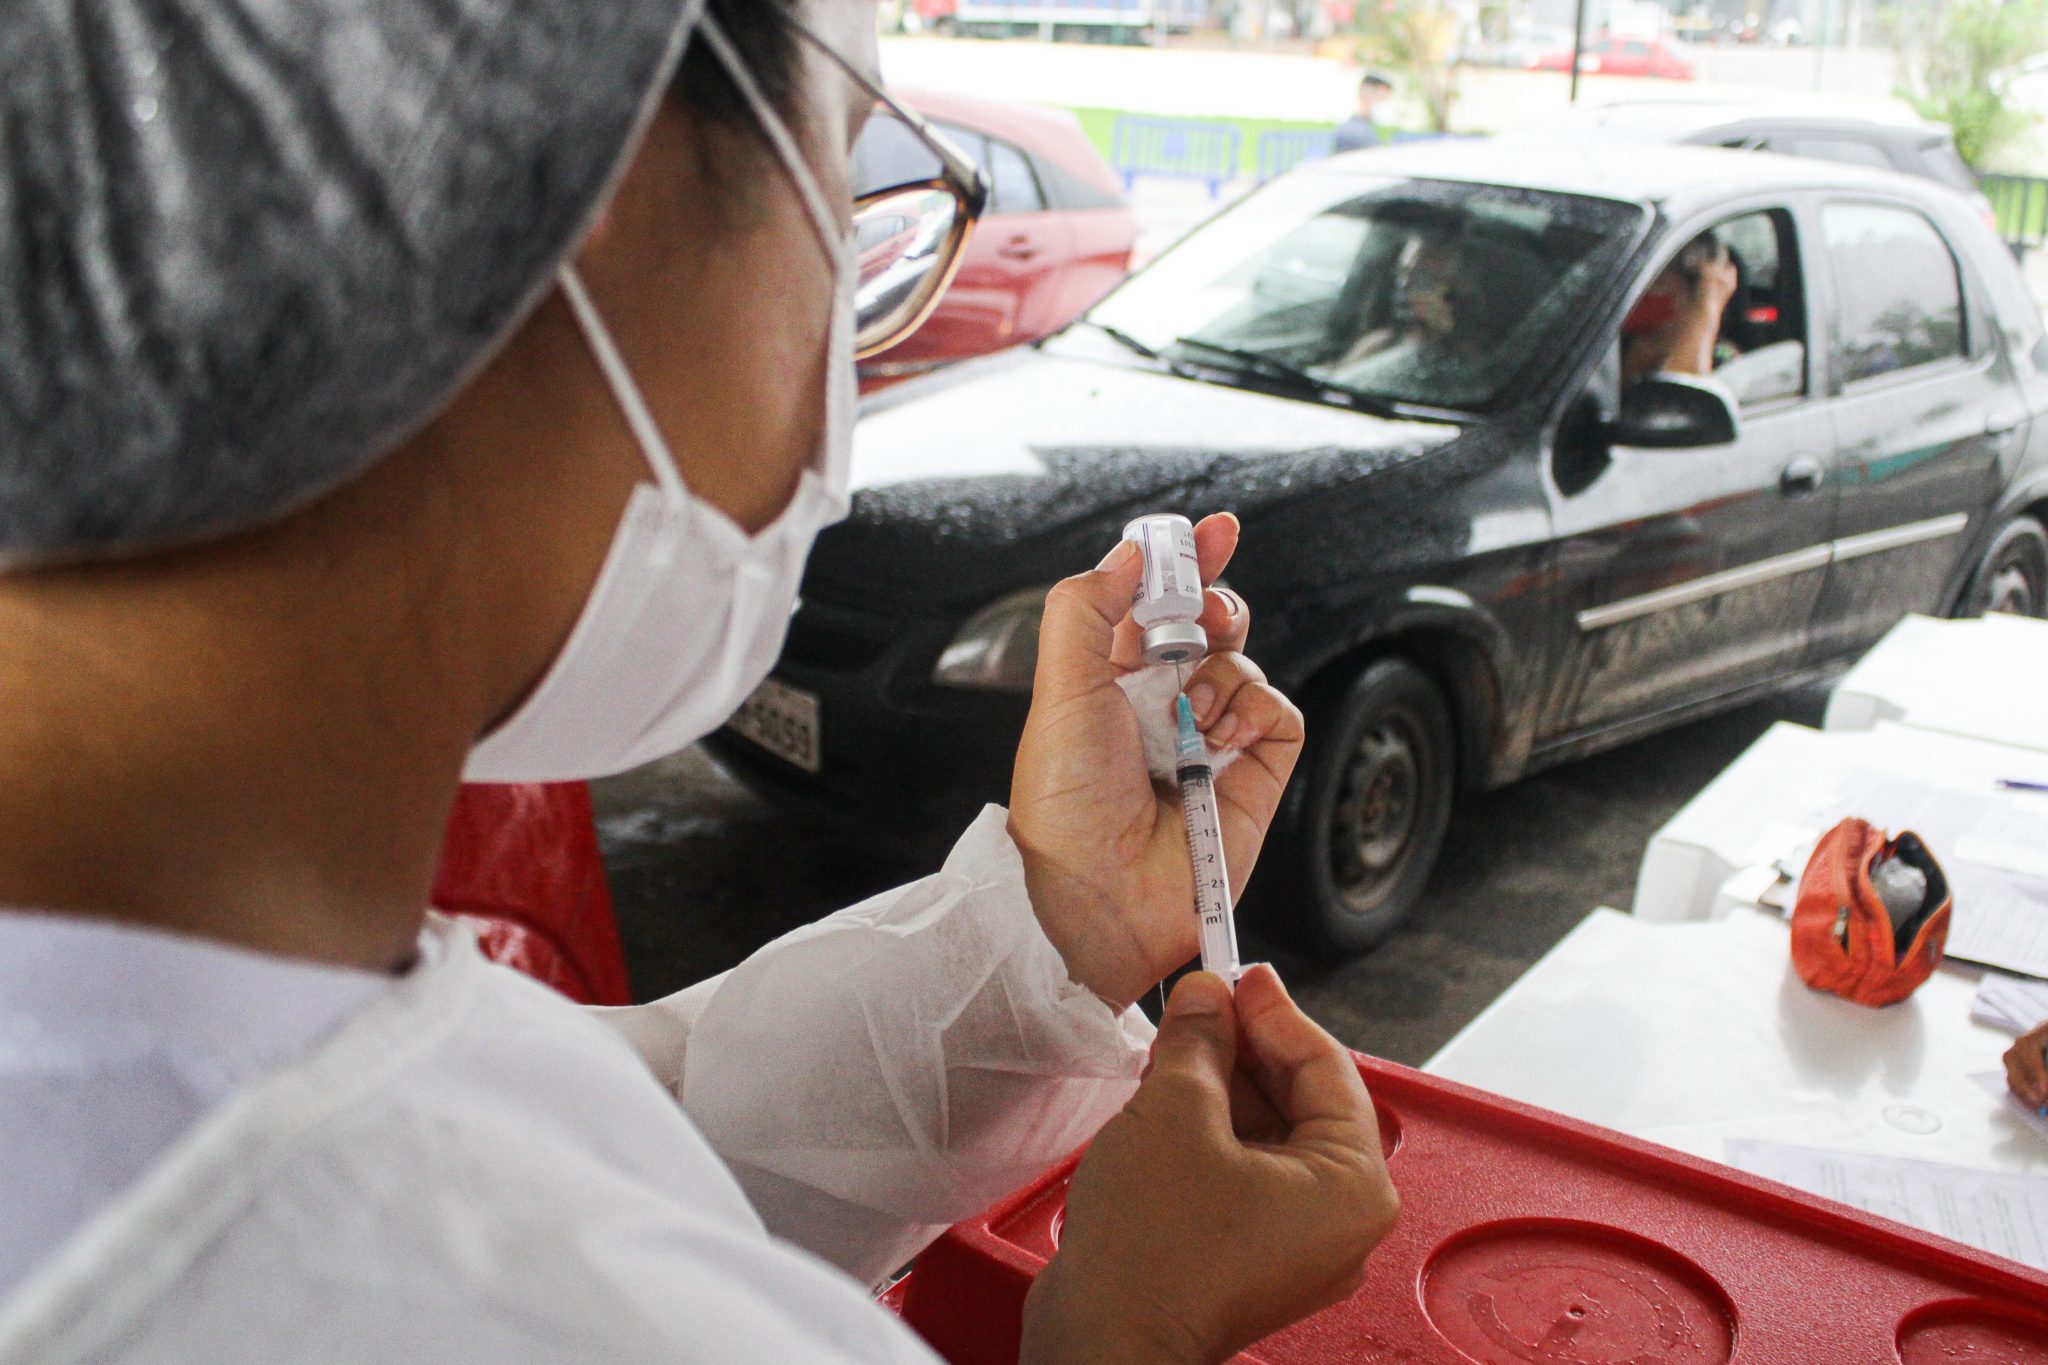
[
  {"xmin": 1425, "ymin": 908, "xmax": 2048, "ymax": 1178},
  {"xmin": 1826, "ymin": 612, "xmax": 2048, "ymax": 753}
]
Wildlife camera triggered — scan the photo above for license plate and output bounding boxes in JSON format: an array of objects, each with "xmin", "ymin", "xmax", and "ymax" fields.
[{"xmin": 728, "ymin": 678, "xmax": 822, "ymax": 773}]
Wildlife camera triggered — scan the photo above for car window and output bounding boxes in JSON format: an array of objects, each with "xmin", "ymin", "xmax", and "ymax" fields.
[
  {"xmin": 1251, "ymin": 214, "xmax": 1375, "ymax": 309},
  {"xmin": 1822, "ymin": 202, "xmax": 1966, "ymax": 384},
  {"xmin": 988, "ymin": 139, "xmax": 1046, "ymax": 215},
  {"xmin": 1622, "ymin": 41, "xmax": 1648, "ymax": 56},
  {"xmin": 1620, "ymin": 208, "xmax": 1807, "ymax": 409},
  {"xmin": 933, "ymin": 121, "xmax": 993, "ymax": 177},
  {"xmin": 853, "ymin": 114, "xmax": 1014, "ymax": 203},
  {"xmin": 1717, "ymin": 211, "xmax": 1806, "ymax": 407},
  {"xmin": 1086, "ymin": 174, "xmax": 1643, "ymax": 412},
  {"xmin": 852, "ymin": 114, "xmax": 943, "ymax": 196},
  {"xmin": 1772, "ymin": 137, "xmax": 1893, "ymax": 172},
  {"xmin": 1029, "ymin": 149, "xmax": 1126, "ymax": 212}
]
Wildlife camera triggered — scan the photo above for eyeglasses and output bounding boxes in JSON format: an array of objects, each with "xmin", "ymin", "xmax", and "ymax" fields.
[{"xmin": 783, "ymin": 25, "xmax": 988, "ymax": 359}]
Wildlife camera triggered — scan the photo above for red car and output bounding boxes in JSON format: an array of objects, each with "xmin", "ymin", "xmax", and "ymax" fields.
[
  {"xmin": 853, "ymin": 90, "xmax": 1138, "ymax": 389},
  {"xmin": 1530, "ymin": 34, "xmax": 1695, "ymax": 80}
]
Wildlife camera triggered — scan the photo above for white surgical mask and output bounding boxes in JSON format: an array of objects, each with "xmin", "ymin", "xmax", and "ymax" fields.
[{"xmin": 464, "ymin": 18, "xmax": 853, "ymax": 784}]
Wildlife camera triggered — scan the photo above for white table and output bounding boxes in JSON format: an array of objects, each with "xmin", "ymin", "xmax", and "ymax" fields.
[
  {"xmin": 1425, "ymin": 907, "xmax": 2048, "ymax": 1178},
  {"xmin": 1632, "ymin": 718, "xmax": 2048, "ymax": 922},
  {"xmin": 1826, "ymin": 612, "xmax": 2048, "ymax": 753}
]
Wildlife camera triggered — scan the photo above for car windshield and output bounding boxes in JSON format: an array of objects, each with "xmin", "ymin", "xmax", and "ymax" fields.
[{"xmin": 1083, "ymin": 173, "xmax": 1644, "ymax": 412}]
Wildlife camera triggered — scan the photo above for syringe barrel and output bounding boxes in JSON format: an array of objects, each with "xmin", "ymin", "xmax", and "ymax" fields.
[
  {"xmin": 1176, "ymin": 760, "xmax": 1243, "ymax": 986},
  {"xmin": 1122, "ymin": 513, "xmax": 1207, "ymax": 666}
]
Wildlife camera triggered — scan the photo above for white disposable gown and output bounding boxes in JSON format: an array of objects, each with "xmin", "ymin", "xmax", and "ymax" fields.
[{"xmin": 0, "ymin": 806, "xmax": 1154, "ymax": 1363}]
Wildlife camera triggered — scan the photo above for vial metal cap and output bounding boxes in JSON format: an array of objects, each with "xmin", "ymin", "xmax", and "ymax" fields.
[{"xmin": 1142, "ymin": 620, "xmax": 1208, "ymax": 667}]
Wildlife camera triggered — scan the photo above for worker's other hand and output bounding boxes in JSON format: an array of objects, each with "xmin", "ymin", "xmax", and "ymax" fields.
[
  {"xmin": 1021, "ymin": 969, "xmax": 1399, "ymax": 1365},
  {"xmin": 2005, "ymin": 1019, "xmax": 2048, "ymax": 1108},
  {"xmin": 1008, "ymin": 512, "xmax": 1305, "ymax": 1009}
]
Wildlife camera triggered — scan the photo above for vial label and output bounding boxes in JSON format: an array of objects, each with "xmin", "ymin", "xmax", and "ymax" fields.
[{"xmin": 1148, "ymin": 522, "xmax": 1174, "ymax": 601}]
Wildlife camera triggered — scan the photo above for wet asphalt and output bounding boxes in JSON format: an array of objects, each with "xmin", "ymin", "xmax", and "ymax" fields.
[{"xmin": 592, "ymin": 683, "xmax": 1828, "ymax": 1068}]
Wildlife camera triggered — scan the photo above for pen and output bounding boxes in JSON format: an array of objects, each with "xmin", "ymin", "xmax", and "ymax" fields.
[{"xmin": 1997, "ymin": 779, "xmax": 2048, "ymax": 794}]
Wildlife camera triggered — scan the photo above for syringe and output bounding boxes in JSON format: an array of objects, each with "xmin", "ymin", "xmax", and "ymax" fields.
[{"xmin": 1175, "ymin": 693, "xmax": 1243, "ymax": 989}]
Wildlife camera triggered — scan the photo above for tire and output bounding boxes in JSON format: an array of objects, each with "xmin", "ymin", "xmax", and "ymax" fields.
[
  {"xmin": 1261, "ymin": 658, "xmax": 1457, "ymax": 956},
  {"xmin": 1960, "ymin": 515, "xmax": 2048, "ymax": 620}
]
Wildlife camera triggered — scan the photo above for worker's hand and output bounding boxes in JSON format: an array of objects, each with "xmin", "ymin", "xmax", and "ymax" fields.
[
  {"xmin": 1020, "ymin": 969, "xmax": 1399, "ymax": 1365},
  {"xmin": 2005, "ymin": 1019, "xmax": 2048, "ymax": 1108},
  {"xmin": 1008, "ymin": 512, "xmax": 1305, "ymax": 1009}
]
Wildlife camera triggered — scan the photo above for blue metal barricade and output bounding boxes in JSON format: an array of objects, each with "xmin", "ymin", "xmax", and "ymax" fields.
[
  {"xmin": 1110, "ymin": 116, "xmax": 1241, "ymax": 198},
  {"xmin": 1255, "ymin": 129, "xmax": 1335, "ymax": 182}
]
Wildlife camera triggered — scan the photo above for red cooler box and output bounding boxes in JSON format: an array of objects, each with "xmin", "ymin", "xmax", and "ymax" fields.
[{"xmin": 889, "ymin": 1055, "xmax": 2048, "ymax": 1363}]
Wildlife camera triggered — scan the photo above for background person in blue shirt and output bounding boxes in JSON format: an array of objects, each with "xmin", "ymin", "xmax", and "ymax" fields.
[{"xmin": 1334, "ymin": 73, "xmax": 1395, "ymax": 152}]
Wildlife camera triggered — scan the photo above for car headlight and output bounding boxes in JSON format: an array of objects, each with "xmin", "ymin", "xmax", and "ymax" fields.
[{"xmin": 932, "ymin": 586, "xmax": 1048, "ymax": 691}]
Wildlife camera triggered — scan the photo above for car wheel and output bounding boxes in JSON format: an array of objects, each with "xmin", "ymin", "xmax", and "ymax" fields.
[
  {"xmin": 1265, "ymin": 658, "xmax": 1455, "ymax": 956},
  {"xmin": 1962, "ymin": 515, "xmax": 2048, "ymax": 619}
]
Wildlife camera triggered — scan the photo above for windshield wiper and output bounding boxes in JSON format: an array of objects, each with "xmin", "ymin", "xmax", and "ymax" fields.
[
  {"xmin": 1170, "ymin": 335, "xmax": 1402, "ymax": 418},
  {"xmin": 1078, "ymin": 320, "xmax": 1164, "ymax": 361}
]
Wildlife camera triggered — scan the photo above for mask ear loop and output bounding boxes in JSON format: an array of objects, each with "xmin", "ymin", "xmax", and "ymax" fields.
[
  {"xmin": 695, "ymin": 13, "xmax": 846, "ymax": 262},
  {"xmin": 557, "ymin": 265, "xmax": 689, "ymax": 502}
]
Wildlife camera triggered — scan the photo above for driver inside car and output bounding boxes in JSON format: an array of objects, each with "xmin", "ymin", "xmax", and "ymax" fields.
[
  {"xmin": 1336, "ymin": 227, "xmax": 1467, "ymax": 374},
  {"xmin": 1327, "ymin": 217, "xmax": 1552, "ymax": 402}
]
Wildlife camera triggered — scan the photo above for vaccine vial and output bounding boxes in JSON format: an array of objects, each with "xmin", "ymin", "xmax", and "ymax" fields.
[{"xmin": 1122, "ymin": 513, "xmax": 1207, "ymax": 666}]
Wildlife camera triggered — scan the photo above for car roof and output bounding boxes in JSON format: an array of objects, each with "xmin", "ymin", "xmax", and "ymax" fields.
[
  {"xmin": 893, "ymin": 87, "xmax": 1084, "ymax": 145},
  {"xmin": 1535, "ymin": 98, "xmax": 1942, "ymax": 142},
  {"xmin": 891, "ymin": 87, "xmax": 1123, "ymax": 198},
  {"xmin": 1304, "ymin": 134, "xmax": 1954, "ymax": 210}
]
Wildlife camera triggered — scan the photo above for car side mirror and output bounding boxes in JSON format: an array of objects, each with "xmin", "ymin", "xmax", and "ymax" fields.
[{"xmin": 1605, "ymin": 374, "xmax": 1741, "ymax": 449}]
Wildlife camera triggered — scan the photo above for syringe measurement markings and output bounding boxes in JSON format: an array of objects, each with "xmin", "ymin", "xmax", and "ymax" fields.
[{"xmin": 1175, "ymin": 753, "xmax": 1241, "ymax": 986}]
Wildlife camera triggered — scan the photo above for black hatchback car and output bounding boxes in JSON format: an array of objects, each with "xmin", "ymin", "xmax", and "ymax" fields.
[{"xmin": 709, "ymin": 137, "xmax": 2048, "ymax": 955}]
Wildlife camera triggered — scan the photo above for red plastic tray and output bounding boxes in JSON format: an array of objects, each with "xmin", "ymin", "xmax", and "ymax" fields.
[{"xmin": 892, "ymin": 1054, "xmax": 2048, "ymax": 1363}]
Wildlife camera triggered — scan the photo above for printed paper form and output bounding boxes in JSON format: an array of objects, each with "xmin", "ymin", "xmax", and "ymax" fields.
[
  {"xmin": 1974, "ymin": 974, "xmax": 2048, "ymax": 1034},
  {"xmin": 1822, "ymin": 769, "xmax": 2048, "ymax": 860},
  {"xmin": 1724, "ymin": 1139, "xmax": 2048, "ymax": 1271},
  {"xmin": 1941, "ymin": 867, "xmax": 2048, "ymax": 981}
]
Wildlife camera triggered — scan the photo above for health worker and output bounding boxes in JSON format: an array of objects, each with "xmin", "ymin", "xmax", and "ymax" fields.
[{"xmin": 0, "ymin": 1, "xmax": 1399, "ymax": 1361}]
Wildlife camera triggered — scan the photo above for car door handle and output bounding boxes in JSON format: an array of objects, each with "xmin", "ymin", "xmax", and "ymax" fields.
[
  {"xmin": 996, "ymin": 237, "xmax": 1040, "ymax": 261},
  {"xmin": 1779, "ymin": 458, "xmax": 1825, "ymax": 497},
  {"xmin": 1986, "ymin": 412, "xmax": 2024, "ymax": 438}
]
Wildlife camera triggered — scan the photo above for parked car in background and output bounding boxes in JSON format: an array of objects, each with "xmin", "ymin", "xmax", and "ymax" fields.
[
  {"xmin": 1456, "ymin": 21, "xmax": 1574, "ymax": 68},
  {"xmin": 712, "ymin": 138, "xmax": 2048, "ymax": 958},
  {"xmin": 1530, "ymin": 35, "xmax": 1695, "ymax": 80},
  {"xmin": 1540, "ymin": 100, "xmax": 1994, "ymax": 226},
  {"xmin": 852, "ymin": 90, "xmax": 1137, "ymax": 389}
]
